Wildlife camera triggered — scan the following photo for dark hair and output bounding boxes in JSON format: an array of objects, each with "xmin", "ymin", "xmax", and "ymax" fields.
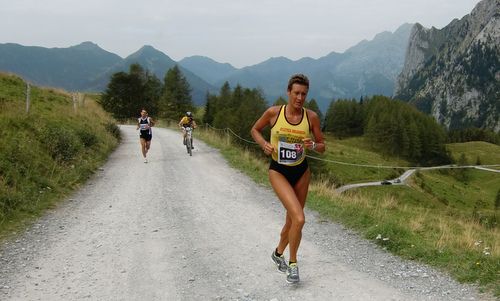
[{"xmin": 287, "ymin": 74, "xmax": 309, "ymax": 91}]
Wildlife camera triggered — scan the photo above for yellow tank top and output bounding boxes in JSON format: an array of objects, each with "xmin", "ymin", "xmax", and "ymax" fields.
[
  {"xmin": 270, "ymin": 105, "xmax": 311, "ymax": 166},
  {"xmin": 180, "ymin": 116, "xmax": 189, "ymax": 125}
]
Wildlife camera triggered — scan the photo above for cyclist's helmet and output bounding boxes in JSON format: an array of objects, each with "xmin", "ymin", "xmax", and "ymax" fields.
[{"xmin": 186, "ymin": 111, "xmax": 192, "ymax": 117}]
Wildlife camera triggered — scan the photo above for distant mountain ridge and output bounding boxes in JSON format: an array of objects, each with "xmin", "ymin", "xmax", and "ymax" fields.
[
  {"xmin": 0, "ymin": 42, "xmax": 121, "ymax": 91},
  {"xmin": 89, "ymin": 45, "xmax": 215, "ymax": 104},
  {"xmin": 178, "ymin": 56, "xmax": 237, "ymax": 85},
  {"xmin": 394, "ymin": 0, "xmax": 499, "ymax": 131},
  {"xmin": 183, "ymin": 23, "xmax": 413, "ymax": 110},
  {"xmin": 0, "ymin": 24, "xmax": 412, "ymax": 109},
  {"xmin": 0, "ymin": 42, "xmax": 216, "ymax": 105}
]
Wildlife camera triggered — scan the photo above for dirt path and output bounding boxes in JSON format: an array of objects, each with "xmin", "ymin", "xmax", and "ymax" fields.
[{"xmin": 0, "ymin": 125, "xmax": 492, "ymax": 300}]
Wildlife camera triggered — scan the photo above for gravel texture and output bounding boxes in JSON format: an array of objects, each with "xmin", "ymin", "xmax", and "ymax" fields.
[{"xmin": 0, "ymin": 125, "xmax": 495, "ymax": 301}]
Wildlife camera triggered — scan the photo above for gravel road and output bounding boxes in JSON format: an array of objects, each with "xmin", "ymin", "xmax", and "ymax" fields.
[{"xmin": 0, "ymin": 125, "xmax": 494, "ymax": 301}]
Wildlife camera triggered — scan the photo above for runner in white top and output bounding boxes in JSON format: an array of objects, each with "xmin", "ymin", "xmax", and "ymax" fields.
[{"xmin": 136, "ymin": 109, "xmax": 154, "ymax": 163}]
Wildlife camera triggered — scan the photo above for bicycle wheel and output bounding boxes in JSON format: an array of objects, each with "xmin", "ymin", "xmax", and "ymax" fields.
[{"xmin": 186, "ymin": 136, "xmax": 192, "ymax": 156}]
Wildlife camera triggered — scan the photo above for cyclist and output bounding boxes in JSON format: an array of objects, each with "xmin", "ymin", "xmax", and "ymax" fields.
[
  {"xmin": 251, "ymin": 74, "xmax": 325, "ymax": 283},
  {"xmin": 178, "ymin": 111, "xmax": 197, "ymax": 148},
  {"xmin": 136, "ymin": 109, "xmax": 154, "ymax": 163}
]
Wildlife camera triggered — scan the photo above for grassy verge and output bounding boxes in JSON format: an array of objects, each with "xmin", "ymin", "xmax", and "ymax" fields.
[
  {"xmin": 0, "ymin": 73, "xmax": 120, "ymax": 239},
  {"xmin": 195, "ymin": 126, "xmax": 500, "ymax": 296}
]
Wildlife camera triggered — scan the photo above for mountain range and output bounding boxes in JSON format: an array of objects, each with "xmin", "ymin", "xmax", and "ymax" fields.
[
  {"xmin": 0, "ymin": 42, "xmax": 213, "ymax": 105},
  {"xmin": 0, "ymin": 1, "xmax": 497, "ymax": 132},
  {"xmin": 207, "ymin": 23, "xmax": 413, "ymax": 110},
  {"xmin": 0, "ymin": 23, "xmax": 413, "ymax": 109},
  {"xmin": 0, "ymin": 42, "xmax": 121, "ymax": 91}
]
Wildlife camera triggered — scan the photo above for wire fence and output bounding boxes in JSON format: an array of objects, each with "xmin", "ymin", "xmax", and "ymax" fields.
[{"xmin": 202, "ymin": 123, "xmax": 500, "ymax": 171}]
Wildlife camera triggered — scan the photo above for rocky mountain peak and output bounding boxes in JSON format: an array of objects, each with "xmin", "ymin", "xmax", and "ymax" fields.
[{"xmin": 394, "ymin": 0, "xmax": 499, "ymax": 131}]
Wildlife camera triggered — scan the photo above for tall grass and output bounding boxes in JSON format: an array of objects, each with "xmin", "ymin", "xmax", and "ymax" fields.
[{"xmin": 311, "ymin": 184, "xmax": 498, "ymax": 296}]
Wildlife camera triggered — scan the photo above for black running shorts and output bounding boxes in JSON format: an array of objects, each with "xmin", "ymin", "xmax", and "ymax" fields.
[
  {"xmin": 269, "ymin": 159, "xmax": 309, "ymax": 187},
  {"xmin": 140, "ymin": 131, "xmax": 152, "ymax": 141}
]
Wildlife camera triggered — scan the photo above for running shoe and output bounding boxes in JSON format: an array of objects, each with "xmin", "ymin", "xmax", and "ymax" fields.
[
  {"xmin": 144, "ymin": 158, "xmax": 148, "ymax": 163},
  {"xmin": 286, "ymin": 263, "xmax": 299, "ymax": 283},
  {"xmin": 271, "ymin": 251, "xmax": 288, "ymax": 273}
]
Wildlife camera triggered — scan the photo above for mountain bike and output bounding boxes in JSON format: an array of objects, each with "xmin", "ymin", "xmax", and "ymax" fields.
[{"xmin": 183, "ymin": 126, "xmax": 193, "ymax": 156}]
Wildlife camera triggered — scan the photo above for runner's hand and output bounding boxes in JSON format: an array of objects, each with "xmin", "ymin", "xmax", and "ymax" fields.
[
  {"xmin": 262, "ymin": 142, "xmax": 274, "ymax": 156},
  {"xmin": 303, "ymin": 138, "xmax": 315, "ymax": 150}
]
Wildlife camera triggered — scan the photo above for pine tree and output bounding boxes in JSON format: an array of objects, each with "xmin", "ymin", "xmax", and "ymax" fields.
[
  {"xmin": 397, "ymin": 112, "xmax": 410, "ymax": 158},
  {"xmin": 100, "ymin": 64, "xmax": 161, "ymax": 119},
  {"xmin": 217, "ymin": 82, "xmax": 232, "ymax": 109},
  {"xmin": 212, "ymin": 82, "xmax": 232, "ymax": 129},
  {"xmin": 407, "ymin": 119, "xmax": 421, "ymax": 161},
  {"xmin": 235, "ymin": 88, "xmax": 267, "ymax": 141},
  {"xmin": 273, "ymin": 96, "xmax": 287, "ymax": 106},
  {"xmin": 224, "ymin": 85, "xmax": 244, "ymax": 132},
  {"xmin": 361, "ymin": 95, "xmax": 449, "ymax": 165},
  {"xmin": 305, "ymin": 98, "xmax": 323, "ymax": 123},
  {"xmin": 323, "ymin": 100, "xmax": 336, "ymax": 133},
  {"xmin": 203, "ymin": 92, "xmax": 216, "ymax": 125},
  {"xmin": 141, "ymin": 70, "xmax": 162, "ymax": 116},
  {"xmin": 158, "ymin": 65, "xmax": 193, "ymax": 120}
]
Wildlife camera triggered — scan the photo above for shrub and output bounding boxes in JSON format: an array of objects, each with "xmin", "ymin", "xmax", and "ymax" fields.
[
  {"xmin": 104, "ymin": 122, "xmax": 121, "ymax": 140},
  {"xmin": 76, "ymin": 128, "xmax": 98, "ymax": 148},
  {"xmin": 37, "ymin": 123, "xmax": 83, "ymax": 162}
]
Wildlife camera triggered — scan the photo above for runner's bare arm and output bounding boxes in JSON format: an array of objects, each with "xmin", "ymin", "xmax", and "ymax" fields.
[
  {"xmin": 305, "ymin": 110, "xmax": 326, "ymax": 153},
  {"xmin": 251, "ymin": 106, "xmax": 280, "ymax": 155}
]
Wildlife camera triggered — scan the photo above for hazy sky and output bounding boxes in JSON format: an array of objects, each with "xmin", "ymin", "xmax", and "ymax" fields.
[{"xmin": 0, "ymin": 0, "xmax": 481, "ymax": 68}]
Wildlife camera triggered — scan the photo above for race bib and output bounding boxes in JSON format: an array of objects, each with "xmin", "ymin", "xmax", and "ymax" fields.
[
  {"xmin": 140, "ymin": 123, "xmax": 148, "ymax": 130},
  {"xmin": 278, "ymin": 141, "xmax": 304, "ymax": 165}
]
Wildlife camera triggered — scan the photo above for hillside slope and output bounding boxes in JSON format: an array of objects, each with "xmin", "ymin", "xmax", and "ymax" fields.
[{"xmin": 0, "ymin": 73, "xmax": 119, "ymax": 234}]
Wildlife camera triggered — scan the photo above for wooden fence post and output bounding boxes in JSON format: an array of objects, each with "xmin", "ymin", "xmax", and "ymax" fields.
[
  {"xmin": 25, "ymin": 82, "xmax": 31, "ymax": 113},
  {"xmin": 72, "ymin": 92, "xmax": 77, "ymax": 114}
]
